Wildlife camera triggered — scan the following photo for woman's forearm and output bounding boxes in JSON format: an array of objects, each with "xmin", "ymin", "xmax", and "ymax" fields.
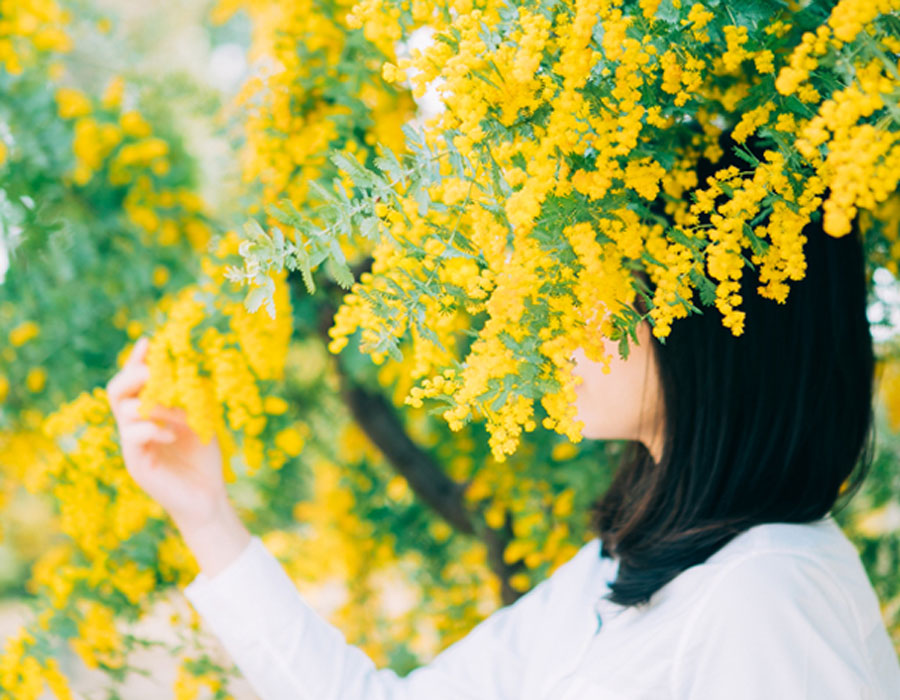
[{"xmin": 174, "ymin": 497, "xmax": 252, "ymax": 579}]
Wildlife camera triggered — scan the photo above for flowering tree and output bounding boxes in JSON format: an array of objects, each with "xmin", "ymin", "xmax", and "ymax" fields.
[{"xmin": 1, "ymin": 0, "xmax": 899, "ymax": 697}]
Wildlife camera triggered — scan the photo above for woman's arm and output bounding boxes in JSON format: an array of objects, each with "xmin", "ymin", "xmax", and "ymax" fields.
[{"xmin": 179, "ymin": 516, "xmax": 586, "ymax": 700}]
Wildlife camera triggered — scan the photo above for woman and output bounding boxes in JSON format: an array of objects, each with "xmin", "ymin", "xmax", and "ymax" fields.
[{"xmin": 107, "ymin": 138, "xmax": 900, "ymax": 698}]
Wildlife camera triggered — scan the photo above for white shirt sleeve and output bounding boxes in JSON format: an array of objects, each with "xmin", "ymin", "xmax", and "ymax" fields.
[
  {"xmin": 671, "ymin": 551, "xmax": 881, "ymax": 699},
  {"xmin": 183, "ymin": 535, "xmax": 598, "ymax": 700}
]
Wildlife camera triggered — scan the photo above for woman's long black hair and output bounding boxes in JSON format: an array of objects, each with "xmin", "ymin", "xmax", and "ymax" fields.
[{"xmin": 589, "ymin": 132, "xmax": 878, "ymax": 606}]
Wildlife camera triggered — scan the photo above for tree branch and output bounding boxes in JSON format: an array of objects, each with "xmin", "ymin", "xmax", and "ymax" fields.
[
  {"xmin": 338, "ymin": 377, "xmax": 474, "ymax": 535},
  {"xmin": 288, "ymin": 267, "xmax": 525, "ymax": 604}
]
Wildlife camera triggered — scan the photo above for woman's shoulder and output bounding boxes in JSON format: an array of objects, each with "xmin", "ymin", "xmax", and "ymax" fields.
[
  {"xmin": 667, "ymin": 516, "xmax": 900, "ymax": 697},
  {"xmin": 702, "ymin": 516, "xmax": 879, "ymax": 619},
  {"xmin": 668, "ymin": 546, "xmax": 900, "ymax": 698},
  {"xmin": 674, "ymin": 516, "xmax": 878, "ymax": 628},
  {"xmin": 706, "ymin": 514, "xmax": 854, "ymax": 563}
]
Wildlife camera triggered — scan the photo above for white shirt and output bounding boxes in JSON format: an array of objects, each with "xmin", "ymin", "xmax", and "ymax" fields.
[{"xmin": 183, "ymin": 515, "xmax": 900, "ymax": 699}]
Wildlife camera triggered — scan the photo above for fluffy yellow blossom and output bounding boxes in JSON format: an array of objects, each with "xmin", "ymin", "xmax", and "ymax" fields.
[
  {"xmin": 624, "ymin": 157, "xmax": 666, "ymax": 200},
  {"xmin": 9, "ymin": 321, "xmax": 40, "ymax": 346},
  {"xmin": 41, "ymin": 658, "xmax": 73, "ymax": 700},
  {"xmin": 274, "ymin": 426, "xmax": 305, "ymax": 457},
  {"xmin": 0, "ymin": 631, "xmax": 42, "ymax": 700},
  {"xmin": 71, "ymin": 602, "xmax": 123, "ymax": 670},
  {"xmin": 0, "ymin": 0, "xmax": 71, "ymax": 74},
  {"xmin": 119, "ymin": 110, "xmax": 152, "ymax": 138},
  {"xmin": 827, "ymin": 0, "xmax": 898, "ymax": 44},
  {"xmin": 55, "ymin": 87, "xmax": 91, "ymax": 119},
  {"xmin": 382, "ymin": 61, "xmax": 406, "ymax": 83},
  {"xmin": 152, "ymin": 265, "xmax": 170, "ymax": 287},
  {"xmin": 101, "ymin": 75, "xmax": 124, "ymax": 109},
  {"xmin": 733, "ymin": 101, "xmax": 774, "ymax": 142},
  {"xmin": 25, "ymin": 367, "xmax": 46, "ymax": 393},
  {"xmin": 71, "ymin": 117, "xmax": 121, "ymax": 184},
  {"xmin": 287, "ymin": 0, "xmax": 900, "ymax": 459},
  {"xmin": 685, "ymin": 3, "xmax": 713, "ymax": 31},
  {"xmin": 174, "ymin": 660, "xmax": 225, "ymax": 700},
  {"xmin": 722, "ymin": 25, "xmax": 751, "ymax": 72},
  {"xmin": 754, "ymin": 49, "xmax": 775, "ymax": 74}
]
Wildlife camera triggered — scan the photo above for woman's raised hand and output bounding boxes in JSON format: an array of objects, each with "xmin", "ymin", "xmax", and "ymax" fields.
[{"xmin": 107, "ymin": 335, "xmax": 251, "ymax": 577}]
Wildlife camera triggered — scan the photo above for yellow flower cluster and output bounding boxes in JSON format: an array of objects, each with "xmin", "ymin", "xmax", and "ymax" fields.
[
  {"xmin": 123, "ymin": 176, "xmax": 213, "ymax": 251},
  {"xmin": 8, "ymin": 320, "xmax": 40, "ymax": 346},
  {"xmin": 733, "ymin": 101, "xmax": 775, "ymax": 144},
  {"xmin": 0, "ymin": 418, "xmax": 54, "ymax": 511},
  {"xmin": 141, "ymin": 232, "xmax": 295, "ymax": 475},
  {"xmin": 308, "ymin": 0, "xmax": 900, "ymax": 460},
  {"xmin": 0, "ymin": 0, "xmax": 71, "ymax": 75},
  {"xmin": 40, "ymin": 389, "xmax": 165, "ymax": 585},
  {"xmin": 683, "ymin": 2, "xmax": 713, "ymax": 40},
  {"xmin": 278, "ymin": 452, "xmax": 410, "ymax": 664},
  {"xmin": 328, "ymin": 186, "xmax": 479, "ymax": 375},
  {"xmin": 866, "ymin": 194, "xmax": 900, "ymax": 276},
  {"xmin": 70, "ymin": 601, "xmax": 125, "ymax": 670},
  {"xmin": 215, "ymin": 0, "xmax": 431, "ymax": 435},
  {"xmin": 327, "ymin": 0, "xmax": 650, "ymax": 459},
  {"xmin": 879, "ymin": 358, "xmax": 900, "ymax": 434},
  {"xmin": 1, "ymin": 240, "xmax": 295, "ymax": 695},
  {"xmin": 828, "ymin": 0, "xmax": 897, "ymax": 43},
  {"xmin": 722, "ymin": 25, "xmax": 751, "ymax": 72},
  {"xmin": 52, "ymin": 78, "xmax": 216, "ymax": 252},
  {"xmin": 320, "ymin": 0, "xmax": 663, "ymax": 456},
  {"xmin": 0, "ymin": 629, "xmax": 73, "ymax": 700},
  {"xmin": 174, "ymin": 658, "xmax": 230, "ymax": 700},
  {"xmin": 0, "ymin": 386, "xmax": 176, "ymax": 693},
  {"xmin": 56, "ymin": 84, "xmax": 170, "ymax": 186},
  {"xmin": 802, "ymin": 77, "xmax": 898, "ymax": 237},
  {"xmin": 214, "ymin": 0, "xmax": 414, "ymax": 214}
]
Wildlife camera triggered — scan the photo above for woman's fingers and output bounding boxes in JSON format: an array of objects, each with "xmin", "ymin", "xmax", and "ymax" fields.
[
  {"xmin": 116, "ymin": 398, "xmax": 189, "ymax": 426},
  {"xmin": 106, "ymin": 363, "xmax": 150, "ymax": 408},
  {"xmin": 107, "ymin": 336, "xmax": 152, "ymax": 409},
  {"xmin": 115, "ymin": 398, "xmax": 142, "ymax": 422},
  {"xmin": 149, "ymin": 404, "xmax": 189, "ymax": 425},
  {"xmin": 120, "ymin": 421, "xmax": 176, "ymax": 447},
  {"xmin": 125, "ymin": 336, "xmax": 149, "ymax": 367}
]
